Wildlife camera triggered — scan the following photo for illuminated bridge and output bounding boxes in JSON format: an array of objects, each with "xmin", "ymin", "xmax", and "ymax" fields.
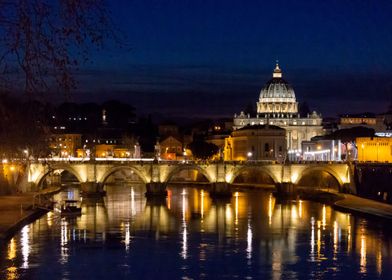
[{"xmin": 27, "ymin": 158, "xmax": 353, "ymax": 196}]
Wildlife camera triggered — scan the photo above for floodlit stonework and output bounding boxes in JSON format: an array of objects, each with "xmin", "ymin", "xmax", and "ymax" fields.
[{"xmin": 233, "ymin": 63, "xmax": 324, "ymax": 151}]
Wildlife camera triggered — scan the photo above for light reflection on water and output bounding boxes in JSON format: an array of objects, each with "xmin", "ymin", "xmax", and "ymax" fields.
[{"xmin": 0, "ymin": 184, "xmax": 392, "ymax": 279}]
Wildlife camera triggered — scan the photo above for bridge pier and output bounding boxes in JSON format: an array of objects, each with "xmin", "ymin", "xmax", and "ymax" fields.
[
  {"xmin": 81, "ymin": 182, "xmax": 105, "ymax": 196},
  {"xmin": 276, "ymin": 182, "xmax": 297, "ymax": 199},
  {"xmin": 145, "ymin": 182, "xmax": 167, "ymax": 197},
  {"xmin": 210, "ymin": 182, "xmax": 232, "ymax": 198}
]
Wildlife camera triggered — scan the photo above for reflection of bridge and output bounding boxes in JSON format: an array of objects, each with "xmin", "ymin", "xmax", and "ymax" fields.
[{"xmin": 28, "ymin": 159, "xmax": 353, "ymax": 195}]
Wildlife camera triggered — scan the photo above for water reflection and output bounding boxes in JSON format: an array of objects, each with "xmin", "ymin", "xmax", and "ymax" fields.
[
  {"xmin": 0, "ymin": 184, "xmax": 391, "ymax": 279},
  {"xmin": 20, "ymin": 226, "xmax": 30, "ymax": 269}
]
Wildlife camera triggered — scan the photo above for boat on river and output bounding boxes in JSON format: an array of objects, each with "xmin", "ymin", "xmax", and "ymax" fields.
[{"xmin": 60, "ymin": 200, "xmax": 82, "ymax": 216}]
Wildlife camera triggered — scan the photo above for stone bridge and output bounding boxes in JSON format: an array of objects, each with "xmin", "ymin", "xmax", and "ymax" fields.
[{"xmin": 27, "ymin": 159, "xmax": 353, "ymax": 196}]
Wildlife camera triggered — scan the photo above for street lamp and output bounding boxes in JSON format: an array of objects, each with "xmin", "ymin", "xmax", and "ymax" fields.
[{"xmin": 247, "ymin": 152, "xmax": 253, "ymax": 161}]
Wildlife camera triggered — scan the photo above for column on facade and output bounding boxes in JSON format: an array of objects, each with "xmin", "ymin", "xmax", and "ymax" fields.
[
  {"xmin": 287, "ymin": 130, "xmax": 292, "ymax": 151},
  {"xmin": 297, "ymin": 130, "xmax": 302, "ymax": 151}
]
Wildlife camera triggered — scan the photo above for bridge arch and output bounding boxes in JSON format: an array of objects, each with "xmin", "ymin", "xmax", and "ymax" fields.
[
  {"xmin": 99, "ymin": 166, "xmax": 148, "ymax": 184},
  {"xmin": 229, "ymin": 166, "xmax": 279, "ymax": 185},
  {"xmin": 35, "ymin": 164, "xmax": 83, "ymax": 188},
  {"xmin": 165, "ymin": 165, "xmax": 213, "ymax": 183},
  {"xmin": 295, "ymin": 166, "xmax": 344, "ymax": 190}
]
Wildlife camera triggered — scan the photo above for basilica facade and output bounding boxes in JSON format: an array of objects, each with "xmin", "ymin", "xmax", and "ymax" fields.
[{"xmin": 233, "ymin": 63, "xmax": 323, "ymax": 152}]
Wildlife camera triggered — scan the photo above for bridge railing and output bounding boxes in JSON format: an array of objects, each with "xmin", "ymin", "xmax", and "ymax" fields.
[{"xmin": 30, "ymin": 157, "xmax": 349, "ymax": 165}]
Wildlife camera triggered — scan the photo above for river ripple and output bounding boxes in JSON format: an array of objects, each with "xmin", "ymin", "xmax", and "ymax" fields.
[{"xmin": 0, "ymin": 184, "xmax": 391, "ymax": 279}]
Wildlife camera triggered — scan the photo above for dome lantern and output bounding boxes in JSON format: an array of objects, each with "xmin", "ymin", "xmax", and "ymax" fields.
[
  {"xmin": 257, "ymin": 62, "xmax": 298, "ymax": 116},
  {"xmin": 273, "ymin": 62, "xmax": 282, "ymax": 78}
]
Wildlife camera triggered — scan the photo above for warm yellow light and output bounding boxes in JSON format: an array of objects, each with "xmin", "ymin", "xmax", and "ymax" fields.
[
  {"xmin": 291, "ymin": 172, "xmax": 299, "ymax": 183},
  {"xmin": 7, "ymin": 238, "xmax": 16, "ymax": 260},
  {"xmin": 10, "ymin": 166, "xmax": 15, "ymax": 171},
  {"xmin": 299, "ymin": 200, "xmax": 303, "ymax": 218},
  {"xmin": 225, "ymin": 173, "xmax": 233, "ymax": 183}
]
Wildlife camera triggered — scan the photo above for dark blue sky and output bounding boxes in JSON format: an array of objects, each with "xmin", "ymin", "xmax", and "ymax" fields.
[{"xmin": 76, "ymin": 0, "xmax": 392, "ymax": 117}]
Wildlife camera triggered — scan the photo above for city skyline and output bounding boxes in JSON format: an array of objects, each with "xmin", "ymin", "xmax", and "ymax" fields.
[{"xmin": 69, "ymin": 0, "xmax": 392, "ymax": 117}]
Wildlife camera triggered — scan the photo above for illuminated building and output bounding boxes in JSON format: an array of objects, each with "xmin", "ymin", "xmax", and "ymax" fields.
[
  {"xmin": 356, "ymin": 137, "xmax": 392, "ymax": 162},
  {"xmin": 160, "ymin": 136, "xmax": 185, "ymax": 160},
  {"xmin": 76, "ymin": 144, "xmax": 132, "ymax": 158},
  {"xmin": 49, "ymin": 133, "xmax": 82, "ymax": 157},
  {"xmin": 339, "ymin": 113, "xmax": 386, "ymax": 132},
  {"xmin": 224, "ymin": 124, "xmax": 286, "ymax": 161},
  {"xmin": 301, "ymin": 139, "xmax": 342, "ymax": 161},
  {"xmin": 233, "ymin": 63, "xmax": 323, "ymax": 151}
]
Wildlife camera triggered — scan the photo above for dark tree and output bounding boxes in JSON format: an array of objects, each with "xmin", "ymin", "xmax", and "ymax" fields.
[
  {"xmin": 102, "ymin": 100, "xmax": 135, "ymax": 129},
  {"xmin": 324, "ymin": 126, "xmax": 375, "ymax": 160},
  {"xmin": 326, "ymin": 126, "xmax": 375, "ymax": 143},
  {"xmin": 0, "ymin": 93, "xmax": 50, "ymax": 157},
  {"xmin": 188, "ymin": 140, "xmax": 219, "ymax": 160},
  {"xmin": 132, "ymin": 115, "xmax": 158, "ymax": 153},
  {"xmin": 0, "ymin": 0, "xmax": 116, "ymax": 94}
]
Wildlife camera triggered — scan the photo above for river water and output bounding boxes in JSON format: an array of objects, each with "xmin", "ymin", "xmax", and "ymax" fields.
[{"xmin": 0, "ymin": 184, "xmax": 392, "ymax": 279}]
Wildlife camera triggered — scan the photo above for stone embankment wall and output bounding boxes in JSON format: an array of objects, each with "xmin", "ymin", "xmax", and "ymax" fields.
[
  {"xmin": 0, "ymin": 163, "xmax": 29, "ymax": 195},
  {"xmin": 354, "ymin": 163, "xmax": 392, "ymax": 204}
]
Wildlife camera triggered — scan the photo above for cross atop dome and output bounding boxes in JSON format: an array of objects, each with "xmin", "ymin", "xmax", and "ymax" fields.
[{"xmin": 273, "ymin": 61, "xmax": 282, "ymax": 78}]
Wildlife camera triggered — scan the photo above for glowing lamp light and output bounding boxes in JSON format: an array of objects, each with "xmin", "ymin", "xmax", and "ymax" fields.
[
  {"xmin": 2, "ymin": 159, "xmax": 8, "ymax": 164},
  {"xmin": 225, "ymin": 173, "xmax": 233, "ymax": 183},
  {"xmin": 291, "ymin": 172, "xmax": 299, "ymax": 183}
]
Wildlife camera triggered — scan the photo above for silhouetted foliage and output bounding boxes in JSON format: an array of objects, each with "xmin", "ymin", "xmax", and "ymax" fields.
[
  {"xmin": 188, "ymin": 140, "xmax": 219, "ymax": 160},
  {"xmin": 325, "ymin": 126, "xmax": 375, "ymax": 143},
  {"xmin": 132, "ymin": 115, "xmax": 158, "ymax": 153},
  {"xmin": 102, "ymin": 100, "xmax": 135, "ymax": 129},
  {"xmin": 0, "ymin": 0, "xmax": 117, "ymax": 94},
  {"xmin": 0, "ymin": 93, "xmax": 50, "ymax": 157}
]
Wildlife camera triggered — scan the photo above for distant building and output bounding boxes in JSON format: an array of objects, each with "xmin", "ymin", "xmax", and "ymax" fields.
[
  {"xmin": 49, "ymin": 133, "xmax": 82, "ymax": 157},
  {"xmin": 158, "ymin": 122, "xmax": 179, "ymax": 137},
  {"xmin": 160, "ymin": 136, "xmax": 184, "ymax": 160},
  {"xmin": 301, "ymin": 139, "xmax": 342, "ymax": 161},
  {"xmin": 224, "ymin": 125, "xmax": 286, "ymax": 161},
  {"xmin": 76, "ymin": 144, "xmax": 131, "ymax": 158},
  {"xmin": 205, "ymin": 119, "xmax": 233, "ymax": 156},
  {"xmin": 338, "ymin": 113, "xmax": 386, "ymax": 132},
  {"xmin": 357, "ymin": 137, "xmax": 392, "ymax": 162},
  {"xmin": 233, "ymin": 63, "xmax": 323, "ymax": 151}
]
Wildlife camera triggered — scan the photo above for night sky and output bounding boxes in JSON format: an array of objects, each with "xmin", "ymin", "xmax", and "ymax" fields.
[{"xmin": 75, "ymin": 0, "xmax": 392, "ymax": 118}]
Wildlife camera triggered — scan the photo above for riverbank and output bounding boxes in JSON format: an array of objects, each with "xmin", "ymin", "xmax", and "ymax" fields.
[
  {"xmin": 334, "ymin": 193, "xmax": 392, "ymax": 220},
  {"xmin": 298, "ymin": 188, "xmax": 392, "ymax": 220},
  {"xmin": 0, "ymin": 194, "xmax": 48, "ymax": 240}
]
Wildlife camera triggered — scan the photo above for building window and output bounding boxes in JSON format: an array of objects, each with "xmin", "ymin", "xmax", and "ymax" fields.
[{"xmin": 264, "ymin": 143, "xmax": 269, "ymax": 152}]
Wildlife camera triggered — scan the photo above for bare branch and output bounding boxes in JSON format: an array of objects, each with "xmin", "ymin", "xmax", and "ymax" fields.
[{"xmin": 0, "ymin": 0, "xmax": 118, "ymax": 97}]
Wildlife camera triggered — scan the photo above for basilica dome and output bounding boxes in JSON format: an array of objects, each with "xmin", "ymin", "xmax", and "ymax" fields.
[{"xmin": 257, "ymin": 63, "xmax": 298, "ymax": 116}]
